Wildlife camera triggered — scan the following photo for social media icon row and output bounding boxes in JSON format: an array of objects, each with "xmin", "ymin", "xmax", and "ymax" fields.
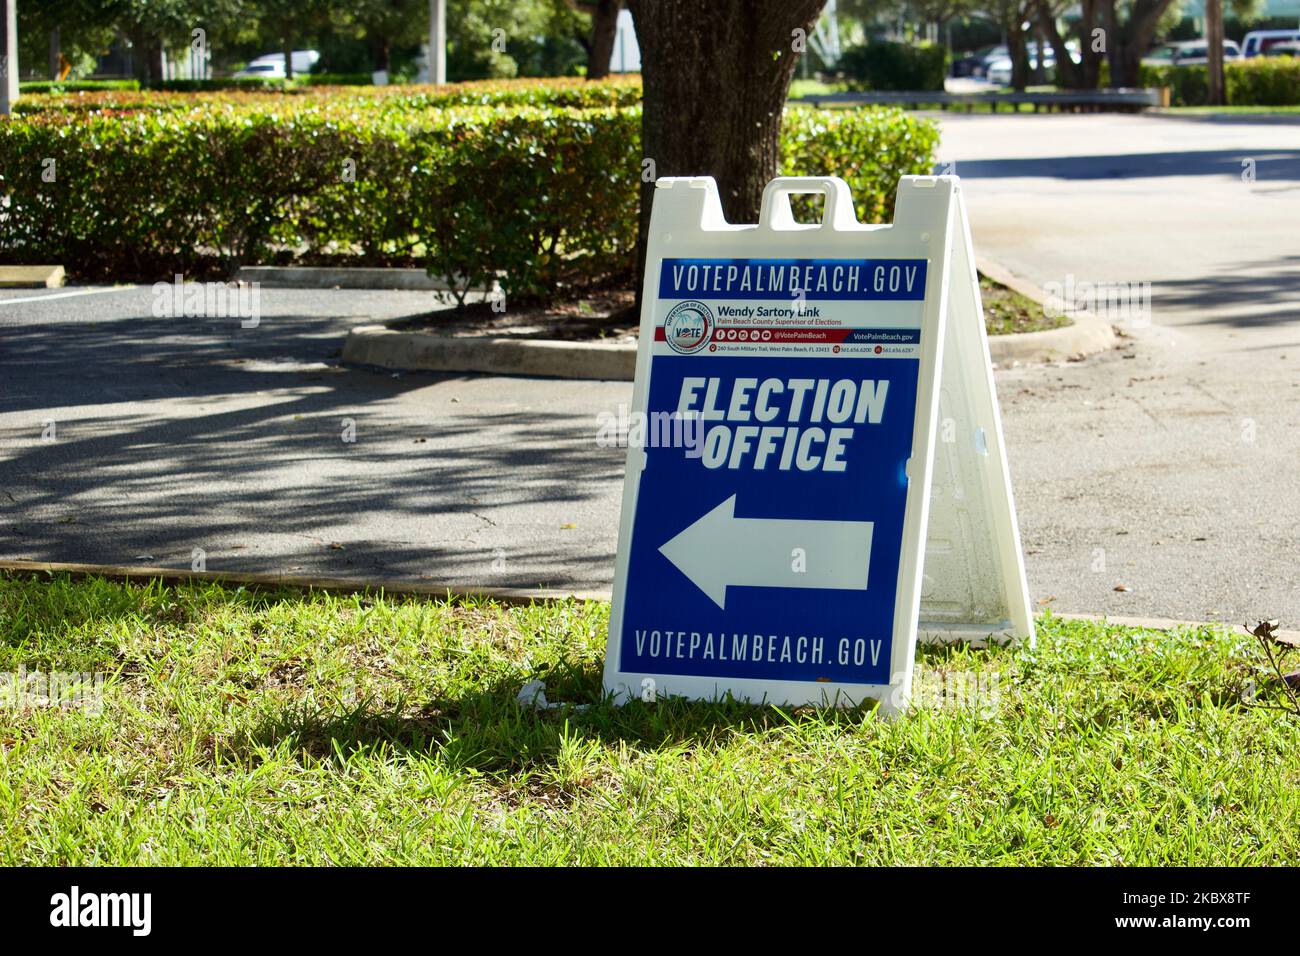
[{"xmin": 715, "ymin": 328, "xmax": 772, "ymax": 342}]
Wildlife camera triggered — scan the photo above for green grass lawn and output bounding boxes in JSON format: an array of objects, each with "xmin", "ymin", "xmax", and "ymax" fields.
[
  {"xmin": 788, "ymin": 78, "xmax": 846, "ymax": 100},
  {"xmin": 981, "ymin": 273, "xmax": 1068, "ymax": 335},
  {"xmin": 1, "ymin": 573, "xmax": 1296, "ymax": 865}
]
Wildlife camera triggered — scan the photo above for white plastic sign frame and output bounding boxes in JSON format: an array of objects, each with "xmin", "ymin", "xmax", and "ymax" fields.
[{"xmin": 603, "ymin": 174, "xmax": 1033, "ymax": 714}]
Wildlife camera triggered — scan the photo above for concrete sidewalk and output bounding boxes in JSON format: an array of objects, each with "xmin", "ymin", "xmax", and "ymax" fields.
[{"xmin": 938, "ymin": 112, "xmax": 1300, "ymax": 625}]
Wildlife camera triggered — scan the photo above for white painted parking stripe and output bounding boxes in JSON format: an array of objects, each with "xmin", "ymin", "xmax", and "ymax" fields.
[{"xmin": 0, "ymin": 286, "xmax": 140, "ymax": 306}]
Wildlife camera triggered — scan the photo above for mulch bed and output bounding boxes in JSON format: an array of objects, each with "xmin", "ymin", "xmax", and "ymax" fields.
[{"xmin": 391, "ymin": 288, "xmax": 639, "ymax": 343}]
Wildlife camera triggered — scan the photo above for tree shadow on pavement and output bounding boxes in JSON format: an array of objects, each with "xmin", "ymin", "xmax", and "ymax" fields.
[
  {"xmin": 0, "ymin": 309, "xmax": 627, "ymax": 590},
  {"xmin": 953, "ymin": 149, "xmax": 1300, "ymax": 182},
  {"xmin": 1153, "ymin": 254, "xmax": 1300, "ymax": 330}
]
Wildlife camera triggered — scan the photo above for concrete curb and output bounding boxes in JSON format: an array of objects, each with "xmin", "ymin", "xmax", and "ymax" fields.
[
  {"xmin": 236, "ymin": 265, "xmax": 469, "ymax": 292},
  {"xmin": 5, "ymin": 559, "xmax": 1292, "ymax": 643},
  {"xmin": 342, "ymin": 325, "xmax": 636, "ymax": 381},
  {"xmin": 986, "ymin": 313, "xmax": 1116, "ymax": 366},
  {"xmin": 0, "ymin": 265, "xmax": 65, "ymax": 289},
  {"xmin": 339, "ymin": 258, "xmax": 1115, "ymax": 381},
  {"xmin": 1056, "ymin": 611, "xmax": 1300, "ymax": 644},
  {"xmin": 977, "ymin": 256, "xmax": 1117, "ymax": 366}
]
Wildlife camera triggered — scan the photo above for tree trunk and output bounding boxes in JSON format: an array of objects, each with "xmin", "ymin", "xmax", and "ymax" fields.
[
  {"xmin": 1008, "ymin": 24, "xmax": 1030, "ymax": 90},
  {"xmin": 128, "ymin": 30, "xmax": 146, "ymax": 83},
  {"xmin": 1032, "ymin": 22, "xmax": 1048, "ymax": 85},
  {"xmin": 587, "ymin": 0, "xmax": 621, "ymax": 79},
  {"xmin": 1112, "ymin": 42, "xmax": 1142, "ymax": 88},
  {"xmin": 1037, "ymin": 2, "xmax": 1079, "ymax": 88},
  {"xmin": 283, "ymin": 39, "xmax": 294, "ymax": 80},
  {"xmin": 49, "ymin": 27, "xmax": 61, "ymax": 81},
  {"xmin": 1080, "ymin": 0, "xmax": 1103, "ymax": 89},
  {"xmin": 1102, "ymin": 0, "xmax": 1176, "ymax": 87},
  {"xmin": 1205, "ymin": 0, "xmax": 1225, "ymax": 105},
  {"xmin": 148, "ymin": 39, "xmax": 164, "ymax": 85},
  {"xmin": 1102, "ymin": 0, "xmax": 1120, "ymax": 86},
  {"xmin": 372, "ymin": 35, "xmax": 391, "ymax": 73},
  {"xmin": 626, "ymin": 0, "xmax": 827, "ymax": 291}
]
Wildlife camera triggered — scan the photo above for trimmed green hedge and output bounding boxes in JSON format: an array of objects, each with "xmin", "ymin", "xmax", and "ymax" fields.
[
  {"xmin": 150, "ymin": 77, "xmax": 294, "ymax": 93},
  {"xmin": 1227, "ymin": 57, "xmax": 1300, "ymax": 105},
  {"xmin": 304, "ymin": 73, "xmax": 378, "ymax": 86},
  {"xmin": 1137, "ymin": 64, "xmax": 1208, "ymax": 106},
  {"xmin": 1138, "ymin": 58, "xmax": 1300, "ymax": 106},
  {"xmin": 12, "ymin": 75, "xmax": 645, "ymax": 115},
  {"xmin": 781, "ymin": 108, "xmax": 940, "ymax": 224},
  {"xmin": 18, "ymin": 79, "xmax": 141, "ymax": 94},
  {"xmin": 839, "ymin": 42, "xmax": 949, "ymax": 92},
  {"xmin": 0, "ymin": 101, "xmax": 937, "ymax": 299}
]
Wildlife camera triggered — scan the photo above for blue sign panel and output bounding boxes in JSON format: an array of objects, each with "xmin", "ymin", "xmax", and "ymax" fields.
[{"xmin": 615, "ymin": 257, "xmax": 927, "ymax": 689}]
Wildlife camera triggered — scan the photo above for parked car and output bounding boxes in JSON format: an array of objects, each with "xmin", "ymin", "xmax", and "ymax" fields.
[
  {"xmin": 1141, "ymin": 43, "xmax": 1176, "ymax": 66},
  {"xmin": 1242, "ymin": 29, "xmax": 1300, "ymax": 58},
  {"xmin": 1142, "ymin": 40, "xmax": 1242, "ymax": 67},
  {"xmin": 964, "ymin": 44, "xmax": 1032, "ymax": 80},
  {"xmin": 233, "ymin": 50, "xmax": 320, "ymax": 79},
  {"xmin": 985, "ymin": 54, "xmax": 1048, "ymax": 86},
  {"xmin": 233, "ymin": 60, "xmax": 285, "ymax": 79},
  {"xmin": 951, "ymin": 45, "xmax": 999, "ymax": 78},
  {"xmin": 984, "ymin": 42, "xmax": 1077, "ymax": 86},
  {"xmin": 1262, "ymin": 40, "xmax": 1300, "ymax": 57}
]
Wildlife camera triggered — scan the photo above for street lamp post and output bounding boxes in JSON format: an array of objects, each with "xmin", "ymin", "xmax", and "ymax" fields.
[
  {"xmin": 1, "ymin": 0, "xmax": 18, "ymax": 115},
  {"xmin": 429, "ymin": 0, "xmax": 446, "ymax": 84}
]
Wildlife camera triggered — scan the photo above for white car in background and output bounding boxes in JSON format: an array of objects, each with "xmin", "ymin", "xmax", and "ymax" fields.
[
  {"xmin": 984, "ymin": 41, "xmax": 1077, "ymax": 86},
  {"xmin": 1142, "ymin": 40, "xmax": 1242, "ymax": 66},
  {"xmin": 233, "ymin": 50, "xmax": 320, "ymax": 79},
  {"xmin": 1242, "ymin": 29, "xmax": 1300, "ymax": 57}
]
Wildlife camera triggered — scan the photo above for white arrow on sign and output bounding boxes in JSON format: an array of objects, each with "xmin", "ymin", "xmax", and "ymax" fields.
[{"xmin": 658, "ymin": 494, "xmax": 873, "ymax": 610}]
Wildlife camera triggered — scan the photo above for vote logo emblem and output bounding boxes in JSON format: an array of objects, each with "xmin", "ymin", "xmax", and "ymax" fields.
[{"xmin": 663, "ymin": 301, "xmax": 713, "ymax": 354}]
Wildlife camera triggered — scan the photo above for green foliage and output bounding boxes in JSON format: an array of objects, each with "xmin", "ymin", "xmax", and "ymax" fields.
[
  {"xmin": 446, "ymin": 0, "xmax": 589, "ymax": 80},
  {"xmin": 1138, "ymin": 59, "xmax": 1300, "ymax": 106},
  {"xmin": 149, "ymin": 77, "xmax": 295, "ymax": 92},
  {"xmin": 302, "ymin": 73, "xmax": 380, "ymax": 87},
  {"xmin": 18, "ymin": 0, "xmax": 121, "ymax": 79},
  {"xmin": 18, "ymin": 80, "xmax": 142, "ymax": 94},
  {"xmin": 18, "ymin": 0, "xmax": 587, "ymax": 82},
  {"xmin": 838, "ymin": 41, "xmax": 950, "ymax": 92},
  {"xmin": 1225, "ymin": 57, "xmax": 1300, "ymax": 106},
  {"xmin": 11, "ymin": 76, "xmax": 645, "ymax": 115},
  {"xmin": 347, "ymin": 0, "xmax": 430, "ymax": 62},
  {"xmin": 420, "ymin": 108, "xmax": 642, "ymax": 300},
  {"xmin": 1137, "ymin": 63, "xmax": 1209, "ymax": 106},
  {"xmin": 781, "ymin": 108, "xmax": 941, "ymax": 225},
  {"xmin": 0, "ymin": 85, "xmax": 938, "ymax": 301}
]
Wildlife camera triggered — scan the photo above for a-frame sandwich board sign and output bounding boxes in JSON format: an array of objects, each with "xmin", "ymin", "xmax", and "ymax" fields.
[{"xmin": 603, "ymin": 174, "xmax": 1033, "ymax": 715}]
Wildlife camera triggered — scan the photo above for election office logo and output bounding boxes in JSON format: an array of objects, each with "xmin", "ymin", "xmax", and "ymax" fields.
[{"xmin": 664, "ymin": 301, "xmax": 713, "ymax": 354}]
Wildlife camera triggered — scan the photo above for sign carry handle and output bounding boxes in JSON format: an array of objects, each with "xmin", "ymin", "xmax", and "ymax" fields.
[{"xmin": 758, "ymin": 176, "xmax": 858, "ymax": 231}]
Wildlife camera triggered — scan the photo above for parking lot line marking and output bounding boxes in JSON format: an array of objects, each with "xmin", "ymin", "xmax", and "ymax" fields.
[{"xmin": 0, "ymin": 286, "xmax": 140, "ymax": 306}]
